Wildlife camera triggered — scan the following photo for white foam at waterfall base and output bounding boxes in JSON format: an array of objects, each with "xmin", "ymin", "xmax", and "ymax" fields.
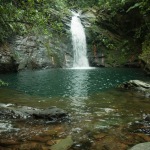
[
  {"xmin": 71, "ymin": 12, "xmax": 89, "ymax": 68},
  {"xmin": 70, "ymin": 67, "xmax": 94, "ymax": 70}
]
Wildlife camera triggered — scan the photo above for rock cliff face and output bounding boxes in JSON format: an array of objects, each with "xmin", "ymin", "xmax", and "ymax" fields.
[
  {"xmin": 0, "ymin": 34, "xmax": 72, "ymax": 73},
  {"xmin": 0, "ymin": 8, "xmax": 149, "ymax": 73},
  {"xmin": 12, "ymin": 36, "xmax": 53, "ymax": 70},
  {"xmin": 0, "ymin": 44, "xmax": 18, "ymax": 73},
  {"xmin": 83, "ymin": 8, "xmax": 149, "ymax": 74}
]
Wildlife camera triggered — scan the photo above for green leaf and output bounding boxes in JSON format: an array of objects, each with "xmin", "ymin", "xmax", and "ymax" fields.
[{"xmin": 126, "ymin": 3, "xmax": 141, "ymax": 12}]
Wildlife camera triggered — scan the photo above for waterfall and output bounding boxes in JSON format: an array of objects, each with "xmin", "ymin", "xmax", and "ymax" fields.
[{"xmin": 71, "ymin": 12, "xmax": 89, "ymax": 68}]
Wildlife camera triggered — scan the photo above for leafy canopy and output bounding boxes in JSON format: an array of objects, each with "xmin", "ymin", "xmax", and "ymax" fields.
[
  {"xmin": 0, "ymin": 0, "xmax": 68, "ymax": 43},
  {"xmin": 0, "ymin": 0, "xmax": 149, "ymax": 43}
]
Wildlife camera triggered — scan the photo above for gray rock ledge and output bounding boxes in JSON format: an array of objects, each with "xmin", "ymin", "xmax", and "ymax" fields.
[
  {"xmin": 0, "ymin": 104, "xmax": 69, "ymax": 123},
  {"xmin": 119, "ymin": 80, "xmax": 150, "ymax": 98}
]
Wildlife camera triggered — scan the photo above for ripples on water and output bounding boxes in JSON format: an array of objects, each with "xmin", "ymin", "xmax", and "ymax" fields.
[
  {"xmin": 0, "ymin": 68, "xmax": 150, "ymax": 149},
  {"xmin": 0, "ymin": 68, "xmax": 148, "ymax": 98},
  {"xmin": 0, "ymin": 68, "xmax": 149, "ymax": 124}
]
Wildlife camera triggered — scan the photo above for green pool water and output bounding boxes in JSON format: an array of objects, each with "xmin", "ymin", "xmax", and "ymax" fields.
[
  {"xmin": 0, "ymin": 68, "xmax": 148, "ymax": 96},
  {"xmin": 0, "ymin": 68, "xmax": 150, "ymax": 149}
]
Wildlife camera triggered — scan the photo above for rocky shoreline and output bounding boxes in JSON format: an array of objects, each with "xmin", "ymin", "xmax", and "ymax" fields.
[{"xmin": 0, "ymin": 103, "xmax": 71, "ymax": 149}]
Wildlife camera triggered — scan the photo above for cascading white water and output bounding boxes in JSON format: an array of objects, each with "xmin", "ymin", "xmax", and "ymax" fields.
[{"xmin": 71, "ymin": 12, "xmax": 89, "ymax": 68}]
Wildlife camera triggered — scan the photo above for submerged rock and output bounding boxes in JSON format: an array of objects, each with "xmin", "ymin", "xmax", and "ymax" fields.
[
  {"xmin": 119, "ymin": 80, "xmax": 150, "ymax": 98},
  {"xmin": 128, "ymin": 113, "xmax": 150, "ymax": 135},
  {"xmin": 129, "ymin": 142, "xmax": 150, "ymax": 150},
  {"xmin": 50, "ymin": 135, "xmax": 73, "ymax": 150}
]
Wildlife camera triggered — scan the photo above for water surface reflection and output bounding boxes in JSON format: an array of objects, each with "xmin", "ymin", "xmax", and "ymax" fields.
[
  {"xmin": 69, "ymin": 69, "xmax": 89, "ymax": 110},
  {"xmin": 70, "ymin": 69, "xmax": 89, "ymax": 98},
  {"xmin": 0, "ymin": 68, "xmax": 148, "ymax": 98}
]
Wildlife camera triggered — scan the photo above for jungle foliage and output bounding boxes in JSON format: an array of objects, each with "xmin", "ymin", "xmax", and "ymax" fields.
[
  {"xmin": 0, "ymin": 0, "xmax": 68, "ymax": 43},
  {"xmin": 88, "ymin": 0, "xmax": 150, "ymax": 65},
  {"xmin": 0, "ymin": 0, "xmax": 150, "ymax": 63}
]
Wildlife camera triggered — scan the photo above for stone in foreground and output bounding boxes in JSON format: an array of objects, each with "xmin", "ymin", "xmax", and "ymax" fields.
[
  {"xmin": 0, "ymin": 104, "xmax": 69, "ymax": 123},
  {"xmin": 51, "ymin": 136, "xmax": 73, "ymax": 150},
  {"xmin": 130, "ymin": 142, "xmax": 150, "ymax": 150}
]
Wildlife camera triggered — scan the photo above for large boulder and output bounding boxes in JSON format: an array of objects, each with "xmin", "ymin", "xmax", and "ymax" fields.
[
  {"xmin": 119, "ymin": 80, "xmax": 150, "ymax": 98},
  {"xmin": 122, "ymin": 80, "xmax": 150, "ymax": 89},
  {"xmin": 0, "ymin": 104, "xmax": 69, "ymax": 123}
]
